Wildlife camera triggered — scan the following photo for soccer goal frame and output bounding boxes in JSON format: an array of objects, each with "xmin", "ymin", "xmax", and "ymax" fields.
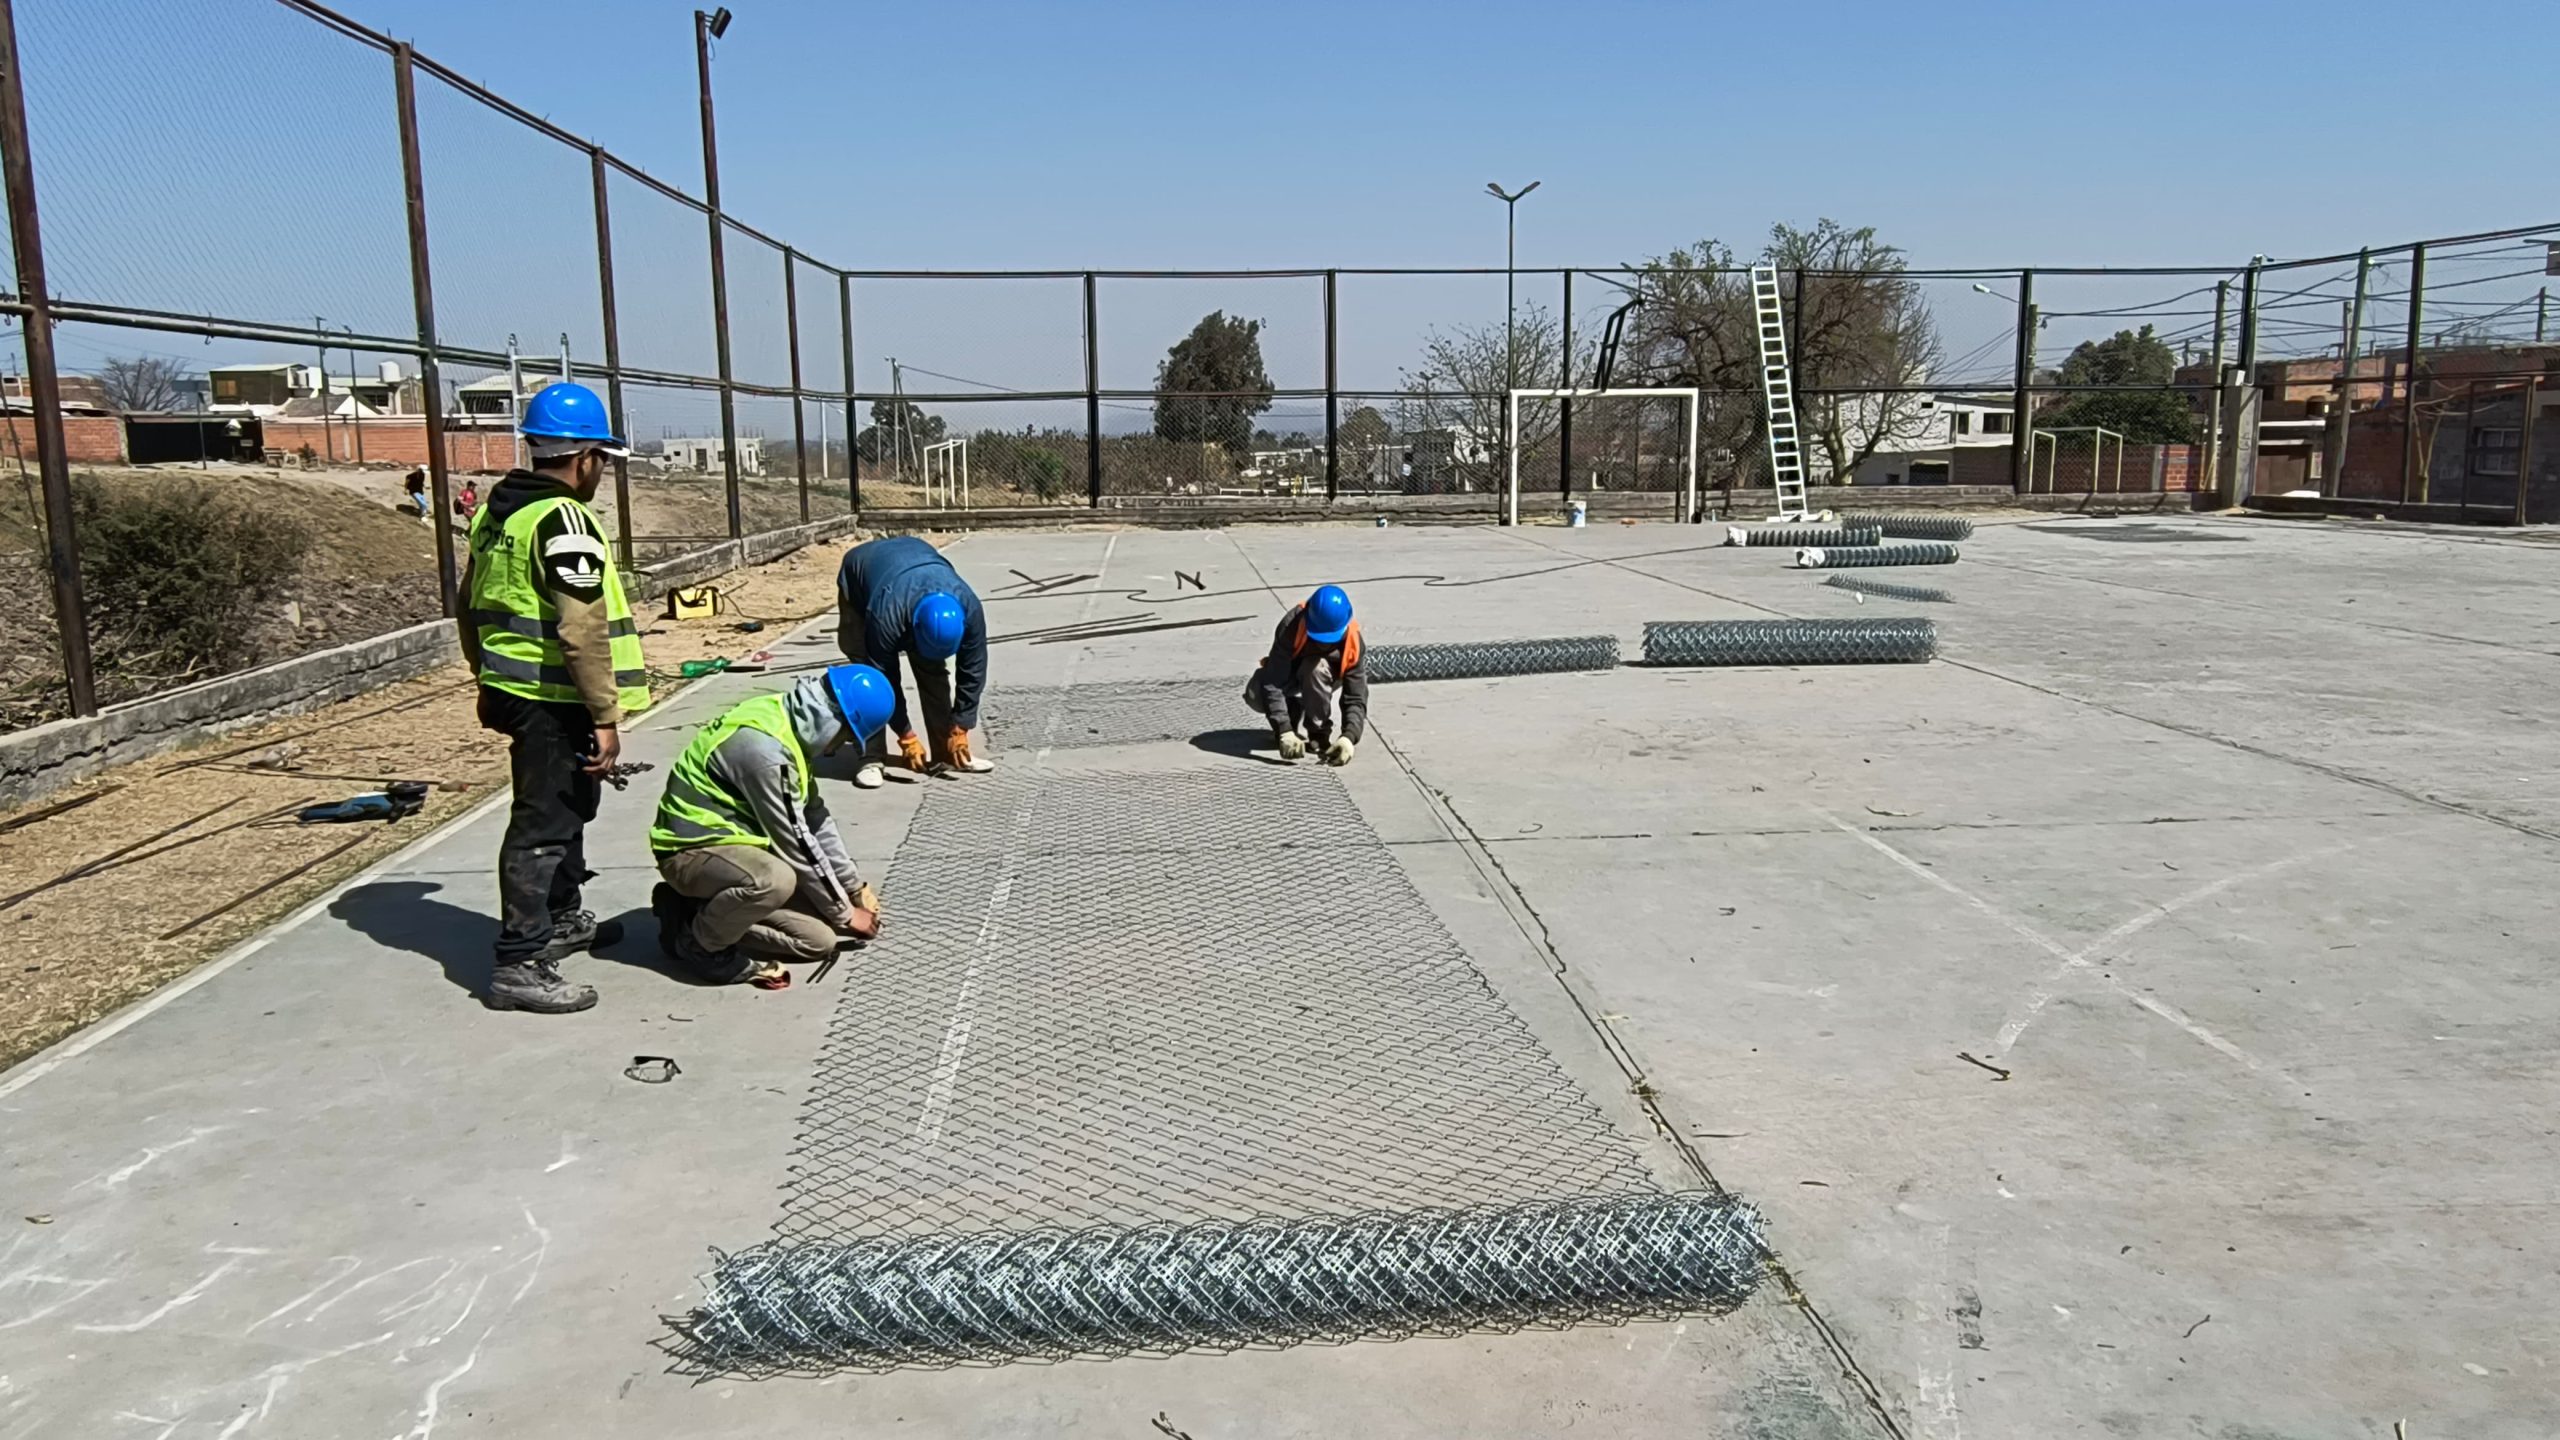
[
  {"xmin": 922, "ymin": 437, "xmax": 970, "ymax": 508},
  {"xmin": 1506, "ymin": 387, "xmax": 1701, "ymax": 526}
]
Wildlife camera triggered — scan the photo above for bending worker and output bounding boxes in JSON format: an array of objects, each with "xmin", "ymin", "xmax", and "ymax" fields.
[
  {"xmin": 649, "ymin": 665, "xmax": 895, "ymax": 986},
  {"xmin": 836, "ymin": 535, "xmax": 992, "ymax": 787},
  {"xmin": 459, "ymin": 381, "xmax": 648, "ymax": 1015},
  {"xmin": 1247, "ymin": 583, "xmax": 1367, "ymax": 767}
]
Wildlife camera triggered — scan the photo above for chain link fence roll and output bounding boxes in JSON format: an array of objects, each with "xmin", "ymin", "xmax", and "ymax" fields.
[
  {"xmin": 1823, "ymin": 574, "xmax": 1954, "ymax": 604},
  {"xmin": 1792, "ymin": 542, "xmax": 1960, "ymax": 569},
  {"xmin": 1364, "ymin": 635, "xmax": 1621, "ymax": 684},
  {"xmin": 1642, "ymin": 618, "xmax": 1937, "ymax": 666},
  {"xmin": 678, "ymin": 1191, "xmax": 1765, "ymax": 1372},
  {"xmin": 1723, "ymin": 525, "xmax": 1882, "ymax": 548},
  {"xmin": 1869, "ymin": 513, "xmax": 1975, "ymax": 542}
]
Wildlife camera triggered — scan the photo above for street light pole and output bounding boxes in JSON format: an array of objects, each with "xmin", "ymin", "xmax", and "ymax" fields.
[
  {"xmin": 694, "ymin": 6, "xmax": 741, "ymax": 538},
  {"xmin": 1485, "ymin": 179, "xmax": 1539, "ymax": 525}
]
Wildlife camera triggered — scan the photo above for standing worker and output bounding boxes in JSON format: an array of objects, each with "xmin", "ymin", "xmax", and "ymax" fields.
[
  {"xmin": 648, "ymin": 665, "xmax": 894, "ymax": 985},
  {"xmin": 1246, "ymin": 584, "xmax": 1367, "ymax": 766},
  {"xmin": 835, "ymin": 535, "xmax": 993, "ymax": 788},
  {"xmin": 458, "ymin": 381, "xmax": 648, "ymax": 1014}
]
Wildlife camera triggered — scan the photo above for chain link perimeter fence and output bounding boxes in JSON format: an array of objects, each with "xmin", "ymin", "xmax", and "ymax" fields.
[{"xmin": 2, "ymin": 0, "xmax": 2555, "ymax": 728}]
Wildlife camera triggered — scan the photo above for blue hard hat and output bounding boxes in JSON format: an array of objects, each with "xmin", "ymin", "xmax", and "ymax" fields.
[
  {"xmin": 519, "ymin": 381, "xmax": 628, "ymax": 455},
  {"xmin": 910, "ymin": 591, "xmax": 966, "ymax": 661},
  {"xmin": 823, "ymin": 663, "xmax": 896, "ymax": 744},
  {"xmin": 1304, "ymin": 584, "xmax": 1353, "ymax": 644}
]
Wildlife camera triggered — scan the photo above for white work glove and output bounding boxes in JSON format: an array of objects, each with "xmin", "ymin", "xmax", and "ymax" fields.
[
  {"xmin": 1276, "ymin": 731, "xmax": 1307, "ymax": 761},
  {"xmin": 1323, "ymin": 736, "xmax": 1355, "ymax": 767}
]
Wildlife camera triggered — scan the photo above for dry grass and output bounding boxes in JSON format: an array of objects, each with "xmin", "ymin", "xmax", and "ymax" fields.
[{"xmin": 0, "ymin": 537, "xmax": 860, "ymax": 1070}]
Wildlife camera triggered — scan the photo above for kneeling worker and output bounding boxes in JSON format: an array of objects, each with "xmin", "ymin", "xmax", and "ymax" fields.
[
  {"xmin": 649, "ymin": 665, "xmax": 895, "ymax": 985},
  {"xmin": 1247, "ymin": 583, "xmax": 1367, "ymax": 766},
  {"xmin": 836, "ymin": 535, "xmax": 992, "ymax": 787}
]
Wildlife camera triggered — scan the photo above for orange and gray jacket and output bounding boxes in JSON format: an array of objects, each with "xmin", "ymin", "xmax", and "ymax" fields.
[{"xmin": 1249, "ymin": 605, "xmax": 1368, "ymax": 742}]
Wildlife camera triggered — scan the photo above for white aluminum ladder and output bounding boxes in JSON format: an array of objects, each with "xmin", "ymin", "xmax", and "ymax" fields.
[{"xmin": 1750, "ymin": 264, "xmax": 1811, "ymax": 520}]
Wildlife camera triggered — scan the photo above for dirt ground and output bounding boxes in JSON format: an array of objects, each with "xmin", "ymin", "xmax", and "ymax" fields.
[{"xmin": 0, "ymin": 535, "xmax": 866, "ymax": 1070}]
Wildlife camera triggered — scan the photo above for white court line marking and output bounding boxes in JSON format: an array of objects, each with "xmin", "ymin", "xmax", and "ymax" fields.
[{"xmin": 1816, "ymin": 810, "xmax": 2324, "ymax": 1084}]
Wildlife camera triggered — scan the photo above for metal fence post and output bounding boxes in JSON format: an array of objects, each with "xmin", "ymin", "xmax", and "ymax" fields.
[
  {"xmin": 2515, "ymin": 374, "xmax": 2540, "ymax": 526},
  {"xmin": 2007, "ymin": 269, "xmax": 2035, "ymax": 493},
  {"xmin": 390, "ymin": 42, "xmax": 459, "ymax": 618},
  {"xmin": 589, "ymin": 146, "xmax": 633, "ymax": 566},
  {"xmin": 1558, "ymin": 268, "xmax": 1573, "ymax": 502},
  {"xmin": 1323, "ymin": 269, "xmax": 1338, "ymax": 503},
  {"xmin": 695, "ymin": 11, "xmax": 741, "ymax": 539},
  {"xmin": 2323, "ymin": 248, "xmax": 2369, "ymax": 498},
  {"xmin": 0, "ymin": 0, "xmax": 94, "ymax": 715},
  {"xmin": 2400, "ymin": 243, "xmax": 2427, "ymax": 505},
  {"xmin": 784, "ymin": 247, "xmax": 808, "ymax": 523},
  {"xmin": 1084, "ymin": 272, "xmax": 1101, "ymax": 508},
  {"xmin": 2203, "ymin": 279, "xmax": 2228, "ymax": 499},
  {"xmin": 840, "ymin": 271, "xmax": 858, "ymax": 512}
]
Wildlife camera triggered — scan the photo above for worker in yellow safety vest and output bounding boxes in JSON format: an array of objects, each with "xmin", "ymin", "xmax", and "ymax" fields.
[{"xmin": 458, "ymin": 381, "xmax": 649, "ymax": 1014}]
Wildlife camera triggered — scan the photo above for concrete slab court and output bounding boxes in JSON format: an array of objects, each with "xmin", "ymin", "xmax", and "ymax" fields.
[{"xmin": 3, "ymin": 516, "xmax": 2554, "ymax": 1436}]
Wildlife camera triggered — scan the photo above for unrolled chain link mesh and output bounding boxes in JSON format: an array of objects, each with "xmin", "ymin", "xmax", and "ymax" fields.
[
  {"xmin": 679, "ymin": 1192, "xmax": 1764, "ymax": 1372},
  {"xmin": 1724, "ymin": 525, "xmax": 1882, "ymax": 548},
  {"xmin": 1643, "ymin": 618, "xmax": 1937, "ymax": 666},
  {"xmin": 980, "ymin": 679, "xmax": 1244, "ymax": 751},
  {"xmin": 1871, "ymin": 513, "xmax": 1976, "ymax": 542},
  {"xmin": 1792, "ymin": 541, "xmax": 1962, "ymax": 569},
  {"xmin": 1823, "ymin": 574, "xmax": 1955, "ymax": 604},
  {"xmin": 1364, "ymin": 635, "xmax": 1620, "ymax": 684}
]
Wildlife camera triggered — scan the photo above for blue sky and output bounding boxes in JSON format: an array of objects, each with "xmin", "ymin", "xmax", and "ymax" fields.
[{"xmin": 15, "ymin": 0, "xmax": 2559, "ymax": 436}]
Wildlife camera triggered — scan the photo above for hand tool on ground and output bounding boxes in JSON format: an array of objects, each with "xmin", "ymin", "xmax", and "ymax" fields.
[
  {"xmin": 679, "ymin": 657, "xmax": 767, "ymax": 678},
  {"xmin": 296, "ymin": 781, "xmax": 430, "ymax": 824}
]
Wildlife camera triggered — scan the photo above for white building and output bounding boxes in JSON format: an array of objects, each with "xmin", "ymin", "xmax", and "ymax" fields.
[
  {"xmin": 1842, "ymin": 392, "xmax": 2015, "ymax": 485},
  {"xmin": 207, "ymin": 361, "xmax": 419, "ymax": 418},
  {"xmin": 657, "ymin": 435, "xmax": 764, "ymax": 477}
]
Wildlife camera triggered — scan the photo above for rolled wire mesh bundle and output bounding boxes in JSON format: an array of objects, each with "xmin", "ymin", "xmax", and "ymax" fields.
[
  {"xmin": 1642, "ymin": 618, "xmax": 1936, "ymax": 666},
  {"xmin": 1363, "ymin": 635, "xmax": 1621, "ymax": 684},
  {"xmin": 1793, "ymin": 541, "xmax": 1960, "ymax": 569},
  {"xmin": 1824, "ymin": 574, "xmax": 1953, "ymax": 604},
  {"xmin": 1871, "ymin": 513, "xmax": 1975, "ymax": 542},
  {"xmin": 678, "ymin": 1191, "xmax": 1765, "ymax": 1371},
  {"xmin": 1723, "ymin": 524, "xmax": 1881, "ymax": 548}
]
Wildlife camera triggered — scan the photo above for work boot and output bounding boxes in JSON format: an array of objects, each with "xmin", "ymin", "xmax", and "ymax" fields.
[
  {"xmin": 656, "ymin": 893, "xmax": 753, "ymax": 984},
  {"xmin": 485, "ymin": 958, "xmax": 598, "ymax": 1014},
  {"xmin": 534, "ymin": 907, "xmax": 623, "ymax": 963},
  {"xmin": 852, "ymin": 761, "xmax": 886, "ymax": 789}
]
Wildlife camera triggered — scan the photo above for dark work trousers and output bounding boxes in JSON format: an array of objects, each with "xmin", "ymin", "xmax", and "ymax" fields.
[
  {"xmin": 857, "ymin": 648, "xmax": 958, "ymax": 766},
  {"xmin": 486, "ymin": 689, "xmax": 601, "ymax": 964}
]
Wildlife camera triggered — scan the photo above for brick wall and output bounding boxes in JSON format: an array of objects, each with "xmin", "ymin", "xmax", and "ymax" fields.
[
  {"xmin": 2039, "ymin": 442, "xmax": 2203, "ymax": 494},
  {"xmin": 259, "ymin": 419, "xmax": 519, "ymax": 473},
  {"xmin": 0, "ymin": 413, "xmax": 128, "ymax": 464}
]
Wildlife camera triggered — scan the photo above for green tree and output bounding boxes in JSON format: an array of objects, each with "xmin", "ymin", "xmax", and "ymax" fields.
[
  {"xmin": 2038, "ymin": 325, "xmax": 2198, "ymax": 442},
  {"xmin": 1153, "ymin": 311, "xmax": 1273, "ymax": 461},
  {"xmin": 858, "ymin": 397, "xmax": 947, "ymax": 468},
  {"xmin": 1340, "ymin": 405, "xmax": 1390, "ymax": 451}
]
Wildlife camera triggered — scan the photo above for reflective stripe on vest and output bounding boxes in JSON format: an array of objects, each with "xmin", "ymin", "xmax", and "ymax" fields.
[
  {"xmin": 648, "ymin": 691, "xmax": 811, "ymax": 854},
  {"xmin": 464, "ymin": 495, "xmax": 650, "ymax": 713}
]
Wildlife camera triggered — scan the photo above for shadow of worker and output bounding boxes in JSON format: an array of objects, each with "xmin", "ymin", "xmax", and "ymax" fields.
[
  {"xmin": 1189, "ymin": 728, "xmax": 1300, "ymax": 766},
  {"xmin": 330, "ymin": 879, "xmax": 497, "ymax": 996}
]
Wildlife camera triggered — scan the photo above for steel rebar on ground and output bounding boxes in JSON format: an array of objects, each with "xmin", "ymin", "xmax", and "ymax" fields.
[
  {"xmin": 1869, "ymin": 513, "xmax": 1975, "ymax": 542},
  {"xmin": 1642, "ymin": 618, "xmax": 1937, "ymax": 666},
  {"xmin": 678, "ymin": 1191, "xmax": 1764, "ymax": 1372},
  {"xmin": 1724, "ymin": 525, "xmax": 1882, "ymax": 548},
  {"xmin": 1364, "ymin": 635, "xmax": 1621, "ymax": 684},
  {"xmin": 1792, "ymin": 542, "xmax": 1961, "ymax": 569}
]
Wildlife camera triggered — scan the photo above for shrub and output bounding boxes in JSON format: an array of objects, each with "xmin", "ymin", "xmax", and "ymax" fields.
[{"xmin": 72, "ymin": 476, "xmax": 310, "ymax": 681}]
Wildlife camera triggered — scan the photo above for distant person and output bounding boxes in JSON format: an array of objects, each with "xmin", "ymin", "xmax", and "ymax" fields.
[
  {"xmin": 402, "ymin": 468, "xmax": 429, "ymax": 522},
  {"xmin": 1246, "ymin": 584, "xmax": 1366, "ymax": 767},
  {"xmin": 457, "ymin": 382, "xmax": 649, "ymax": 1014},
  {"xmin": 834, "ymin": 535, "xmax": 992, "ymax": 787},
  {"xmin": 455, "ymin": 478, "xmax": 481, "ymax": 522}
]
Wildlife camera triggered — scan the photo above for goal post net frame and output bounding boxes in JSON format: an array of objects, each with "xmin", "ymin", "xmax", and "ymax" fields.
[{"xmin": 1506, "ymin": 387, "xmax": 1701, "ymax": 526}]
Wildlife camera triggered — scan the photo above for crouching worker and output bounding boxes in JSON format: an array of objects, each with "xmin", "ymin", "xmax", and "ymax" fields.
[
  {"xmin": 836, "ymin": 535, "xmax": 992, "ymax": 787},
  {"xmin": 1246, "ymin": 583, "xmax": 1368, "ymax": 767},
  {"xmin": 648, "ymin": 664, "xmax": 896, "ymax": 986}
]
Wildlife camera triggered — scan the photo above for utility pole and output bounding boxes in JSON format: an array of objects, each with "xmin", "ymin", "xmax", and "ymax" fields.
[
  {"xmin": 2322, "ymin": 248, "xmax": 2368, "ymax": 497},
  {"xmin": 1486, "ymin": 180, "xmax": 1539, "ymax": 524},
  {"xmin": 315, "ymin": 317, "xmax": 335, "ymax": 462},
  {"xmin": 505, "ymin": 332, "xmax": 524, "ymax": 471},
  {"xmin": 2538, "ymin": 287, "xmax": 2548, "ymax": 344},
  {"xmin": 560, "ymin": 332, "xmax": 572, "ymax": 384},
  {"xmin": 2204, "ymin": 279, "xmax": 2229, "ymax": 501},
  {"xmin": 344, "ymin": 326, "xmax": 365, "ymax": 465},
  {"xmin": 2400, "ymin": 244, "xmax": 2427, "ymax": 505},
  {"xmin": 694, "ymin": 6, "xmax": 742, "ymax": 538}
]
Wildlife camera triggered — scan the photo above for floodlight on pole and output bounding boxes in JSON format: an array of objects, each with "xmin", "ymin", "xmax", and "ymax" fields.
[
  {"xmin": 704, "ymin": 6, "xmax": 732, "ymax": 38},
  {"xmin": 1486, "ymin": 181, "xmax": 1540, "ymax": 525}
]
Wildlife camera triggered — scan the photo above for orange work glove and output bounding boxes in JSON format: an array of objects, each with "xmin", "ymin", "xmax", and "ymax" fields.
[
  {"xmin": 946, "ymin": 726, "xmax": 975, "ymax": 768},
  {"xmin": 897, "ymin": 731, "xmax": 930, "ymax": 771}
]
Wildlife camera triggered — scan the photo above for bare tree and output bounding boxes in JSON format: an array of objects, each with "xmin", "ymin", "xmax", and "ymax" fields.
[
  {"xmin": 1622, "ymin": 221, "xmax": 1942, "ymax": 484},
  {"xmin": 1393, "ymin": 304, "xmax": 1590, "ymax": 494},
  {"xmin": 97, "ymin": 355, "xmax": 188, "ymax": 413}
]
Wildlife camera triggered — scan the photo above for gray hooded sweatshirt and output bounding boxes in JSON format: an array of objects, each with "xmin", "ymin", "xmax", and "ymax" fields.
[{"xmin": 697, "ymin": 675, "xmax": 863, "ymax": 914}]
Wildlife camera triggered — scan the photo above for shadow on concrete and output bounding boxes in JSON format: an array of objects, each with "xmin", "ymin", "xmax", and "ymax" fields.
[
  {"xmin": 585, "ymin": 905, "xmax": 718, "ymax": 986},
  {"xmin": 330, "ymin": 880, "xmax": 494, "ymax": 995},
  {"xmin": 1189, "ymin": 728, "xmax": 1299, "ymax": 766}
]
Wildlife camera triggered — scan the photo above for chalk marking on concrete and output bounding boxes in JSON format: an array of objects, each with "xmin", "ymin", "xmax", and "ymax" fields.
[
  {"xmin": 0, "ymin": 1270, "xmax": 113, "ymax": 1332},
  {"xmin": 1817, "ymin": 810, "xmax": 2299, "ymax": 1085},
  {"xmin": 76, "ymin": 1126, "xmax": 227, "ymax": 1193},
  {"xmin": 1993, "ymin": 840, "xmax": 2355, "ymax": 1055},
  {"xmin": 405, "ymin": 1210, "xmax": 547, "ymax": 1440},
  {"xmin": 303, "ymin": 1256, "xmax": 454, "ymax": 1326},
  {"xmin": 242, "ymin": 1255, "xmax": 363, "ymax": 1335},
  {"xmin": 542, "ymin": 1135, "xmax": 577, "ymax": 1174},
  {"xmin": 913, "ymin": 957, "xmax": 988, "ymax": 1150},
  {"xmin": 72, "ymin": 1251, "xmax": 248, "ymax": 1334},
  {"xmin": 375, "ymin": 1261, "xmax": 468, "ymax": 1323}
]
